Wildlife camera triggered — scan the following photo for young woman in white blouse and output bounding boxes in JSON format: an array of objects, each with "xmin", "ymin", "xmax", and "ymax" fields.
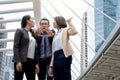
[{"xmin": 48, "ymin": 16, "xmax": 77, "ymax": 80}]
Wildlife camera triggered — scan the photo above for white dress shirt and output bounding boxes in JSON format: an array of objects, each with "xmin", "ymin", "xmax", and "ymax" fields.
[{"xmin": 52, "ymin": 28, "xmax": 63, "ymax": 53}]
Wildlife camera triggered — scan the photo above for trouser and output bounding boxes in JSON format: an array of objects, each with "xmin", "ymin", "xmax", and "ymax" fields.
[
  {"xmin": 37, "ymin": 57, "xmax": 53, "ymax": 80},
  {"xmin": 14, "ymin": 58, "xmax": 36, "ymax": 80},
  {"xmin": 53, "ymin": 49, "xmax": 72, "ymax": 80}
]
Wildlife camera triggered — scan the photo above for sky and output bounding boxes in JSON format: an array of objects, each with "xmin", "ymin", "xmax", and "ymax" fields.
[{"xmin": 0, "ymin": 0, "xmax": 96, "ymax": 80}]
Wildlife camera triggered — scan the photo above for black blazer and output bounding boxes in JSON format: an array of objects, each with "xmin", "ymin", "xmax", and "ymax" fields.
[
  {"xmin": 35, "ymin": 29, "xmax": 55, "ymax": 58},
  {"xmin": 13, "ymin": 28, "xmax": 38, "ymax": 64}
]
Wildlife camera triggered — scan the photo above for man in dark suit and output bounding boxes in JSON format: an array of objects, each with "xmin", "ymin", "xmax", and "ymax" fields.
[{"xmin": 35, "ymin": 18, "xmax": 55, "ymax": 80}]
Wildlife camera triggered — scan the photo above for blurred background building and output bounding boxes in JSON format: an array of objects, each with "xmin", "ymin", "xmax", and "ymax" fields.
[
  {"xmin": 0, "ymin": 17, "xmax": 7, "ymax": 80},
  {"xmin": 4, "ymin": 52, "xmax": 14, "ymax": 80},
  {"xmin": 94, "ymin": 0, "xmax": 120, "ymax": 52}
]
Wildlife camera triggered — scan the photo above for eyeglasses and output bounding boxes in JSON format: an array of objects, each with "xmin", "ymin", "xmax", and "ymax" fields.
[{"xmin": 40, "ymin": 23, "xmax": 49, "ymax": 26}]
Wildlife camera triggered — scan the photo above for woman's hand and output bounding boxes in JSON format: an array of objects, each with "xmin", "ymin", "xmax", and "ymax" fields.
[
  {"xmin": 35, "ymin": 64, "xmax": 40, "ymax": 74},
  {"xmin": 66, "ymin": 17, "xmax": 73, "ymax": 22},
  {"xmin": 16, "ymin": 62, "xmax": 22, "ymax": 72},
  {"xmin": 48, "ymin": 67, "xmax": 54, "ymax": 77}
]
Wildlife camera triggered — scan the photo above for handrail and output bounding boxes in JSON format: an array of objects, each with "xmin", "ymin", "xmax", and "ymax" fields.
[
  {"xmin": 0, "ymin": 18, "xmax": 21, "ymax": 23},
  {"xmin": 0, "ymin": 39, "xmax": 13, "ymax": 42},
  {"xmin": 77, "ymin": 23, "xmax": 120, "ymax": 80},
  {"xmin": 0, "ymin": 0, "xmax": 32, "ymax": 4},
  {"xmin": 0, "ymin": 48, "xmax": 13, "ymax": 52},
  {"xmin": 0, "ymin": 8, "xmax": 33, "ymax": 14},
  {"xmin": 0, "ymin": 29, "xmax": 16, "ymax": 32}
]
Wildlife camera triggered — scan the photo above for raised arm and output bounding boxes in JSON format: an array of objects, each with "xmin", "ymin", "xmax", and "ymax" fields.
[{"xmin": 67, "ymin": 17, "xmax": 78, "ymax": 35}]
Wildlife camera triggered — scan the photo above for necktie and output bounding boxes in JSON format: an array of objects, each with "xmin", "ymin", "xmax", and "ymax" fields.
[{"xmin": 44, "ymin": 36, "xmax": 47, "ymax": 57}]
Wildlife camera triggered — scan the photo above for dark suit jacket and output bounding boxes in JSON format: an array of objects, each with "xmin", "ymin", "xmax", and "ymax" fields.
[
  {"xmin": 35, "ymin": 29, "xmax": 55, "ymax": 58},
  {"xmin": 13, "ymin": 28, "xmax": 38, "ymax": 64}
]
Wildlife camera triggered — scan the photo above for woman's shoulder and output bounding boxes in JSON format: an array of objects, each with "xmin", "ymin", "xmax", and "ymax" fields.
[
  {"xmin": 16, "ymin": 28, "xmax": 24, "ymax": 31},
  {"xmin": 15, "ymin": 28, "xmax": 25, "ymax": 34}
]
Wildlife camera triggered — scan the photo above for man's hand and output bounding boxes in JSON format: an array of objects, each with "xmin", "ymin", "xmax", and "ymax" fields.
[
  {"xmin": 43, "ymin": 27, "xmax": 54, "ymax": 37},
  {"xmin": 35, "ymin": 26, "xmax": 44, "ymax": 36}
]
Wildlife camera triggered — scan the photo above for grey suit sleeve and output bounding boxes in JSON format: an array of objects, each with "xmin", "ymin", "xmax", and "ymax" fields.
[{"xmin": 13, "ymin": 29, "xmax": 22, "ymax": 62}]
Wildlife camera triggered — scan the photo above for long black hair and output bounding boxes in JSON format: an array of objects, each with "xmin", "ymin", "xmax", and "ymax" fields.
[
  {"xmin": 21, "ymin": 15, "xmax": 31, "ymax": 28},
  {"xmin": 21, "ymin": 15, "xmax": 35, "ymax": 36}
]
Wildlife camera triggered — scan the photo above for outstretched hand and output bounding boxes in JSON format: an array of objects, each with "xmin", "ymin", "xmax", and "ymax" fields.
[{"xmin": 67, "ymin": 17, "xmax": 73, "ymax": 22}]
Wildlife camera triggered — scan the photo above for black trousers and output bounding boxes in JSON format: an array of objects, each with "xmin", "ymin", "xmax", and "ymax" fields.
[
  {"xmin": 14, "ymin": 58, "xmax": 36, "ymax": 80},
  {"xmin": 53, "ymin": 49, "xmax": 72, "ymax": 80},
  {"xmin": 37, "ymin": 57, "xmax": 53, "ymax": 80}
]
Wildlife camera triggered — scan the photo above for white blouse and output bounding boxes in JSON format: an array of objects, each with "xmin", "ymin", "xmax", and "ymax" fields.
[
  {"xmin": 27, "ymin": 31, "xmax": 36, "ymax": 59},
  {"xmin": 52, "ymin": 28, "xmax": 63, "ymax": 54}
]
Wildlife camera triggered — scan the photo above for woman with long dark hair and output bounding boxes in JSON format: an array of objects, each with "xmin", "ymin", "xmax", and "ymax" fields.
[{"xmin": 13, "ymin": 15, "xmax": 39, "ymax": 80}]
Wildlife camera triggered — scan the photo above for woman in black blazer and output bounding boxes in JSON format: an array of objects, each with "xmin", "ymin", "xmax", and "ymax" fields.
[{"xmin": 13, "ymin": 15, "xmax": 39, "ymax": 80}]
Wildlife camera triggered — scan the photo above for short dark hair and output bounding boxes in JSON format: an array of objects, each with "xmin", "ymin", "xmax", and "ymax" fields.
[
  {"xmin": 39, "ymin": 18, "xmax": 50, "ymax": 25},
  {"xmin": 21, "ymin": 15, "xmax": 31, "ymax": 28},
  {"xmin": 54, "ymin": 16, "xmax": 67, "ymax": 28}
]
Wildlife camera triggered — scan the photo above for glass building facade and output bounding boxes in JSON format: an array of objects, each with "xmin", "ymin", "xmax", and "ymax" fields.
[
  {"xmin": 0, "ymin": 18, "xmax": 7, "ymax": 80},
  {"xmin": 4, "ymin": 53, "xmax": 14, "ymax": 80},
  {"xmin": 94, "ymin": 0, "xmax": 120, "ymax": 52}
]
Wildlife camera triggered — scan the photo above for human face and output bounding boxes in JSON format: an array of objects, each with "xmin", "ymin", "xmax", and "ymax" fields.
[
  {"xmin": 53, "ymin": 20, "xmax": 58, "ymax": 29},
  {"xmin": 27, "ymin": 18, "xmax": 35, "ymax": 28},
  {"xmin": 40, "ymin": 20, "xmax": 49, "ymax": 28}
]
